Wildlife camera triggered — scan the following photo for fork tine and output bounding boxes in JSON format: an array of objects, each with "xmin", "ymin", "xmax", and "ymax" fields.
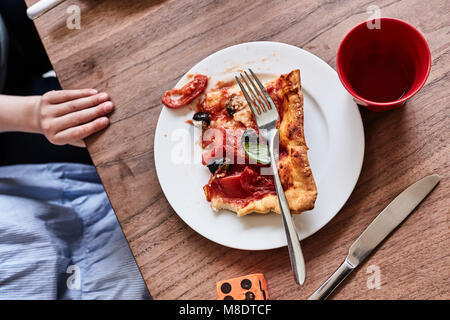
[
  {"xmin": 240, "ymin": 74, "xmax": 266, "ymax": 113},
  {"xmin": 235, "ymin": 76, "xmax": 260, "ymax": 115},
  {"xmin": 244, "ymin": 71, "xmax": 269, "ymax": 112},
  {"xmin": 249, "ymin": 69, "xmax": 277, "ymax": 110}
]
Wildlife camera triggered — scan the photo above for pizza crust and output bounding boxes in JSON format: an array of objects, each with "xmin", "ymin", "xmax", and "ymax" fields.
[
  {"xmin": 207, "ymin": 69, "xmax": 317, "ymax": 216},
  {"xmin": 211, "ymin": 189, "xmax": 315, "ymax": 217}
]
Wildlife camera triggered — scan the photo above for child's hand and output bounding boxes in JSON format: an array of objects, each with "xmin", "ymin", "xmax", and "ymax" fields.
[{"xmin": 36, "ymin": 89, "xmax": 114, "ymax": 147}]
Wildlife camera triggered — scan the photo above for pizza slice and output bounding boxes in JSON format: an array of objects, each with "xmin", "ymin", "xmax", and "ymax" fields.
[{"xmin": 195, "ymin": 69, "xmax": 317, "ymax": 216}]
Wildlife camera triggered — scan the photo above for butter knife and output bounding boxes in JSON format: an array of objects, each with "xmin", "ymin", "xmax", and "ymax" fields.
[{"xmin": 308, "ymin": 174, "xmax": 440, "ymax": 300}]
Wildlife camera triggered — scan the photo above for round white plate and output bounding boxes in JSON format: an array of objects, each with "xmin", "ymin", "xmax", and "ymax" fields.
[{"xmin": 154, "ymin": 41, "xmax": 364, "ymax": 250}]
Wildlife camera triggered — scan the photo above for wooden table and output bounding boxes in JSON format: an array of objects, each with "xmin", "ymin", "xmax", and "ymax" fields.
[{"xmin": 26, "ymin": 0, "xmax": 449, "ymax": 299}]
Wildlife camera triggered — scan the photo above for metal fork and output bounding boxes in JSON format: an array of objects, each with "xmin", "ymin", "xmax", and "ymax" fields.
[{"xmin": 236, "ymin": 69, "xmax": 306, "ymax": 285}]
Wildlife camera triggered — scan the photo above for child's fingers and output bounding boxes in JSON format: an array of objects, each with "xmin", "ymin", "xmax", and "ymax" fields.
[
  {"xmin": 44, "ymin": 89, "xmax": 98, "ymax": 104},
  {"xmin": 53, "ymin": 117, "xmax": 109, "ymax": 145},
  {"xmin": 70, "ymin": 140, "xmax": 86, "ymax": 148},
  {"xmin": 53, "ymin": 92, "xmax": 110, "ymax": 117},
  {"xmin": 53, "ymin": 101, "xmax": 114, "ymax": 132}
]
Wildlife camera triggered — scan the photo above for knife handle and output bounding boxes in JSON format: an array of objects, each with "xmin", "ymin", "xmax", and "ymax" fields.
[
  {"xmin": 27, "ymin": 0, "xmax": 66, "ymax": 20},
  {"xmin": 307, "ymin": 258, "xmax": 355, "ymax": 300}
]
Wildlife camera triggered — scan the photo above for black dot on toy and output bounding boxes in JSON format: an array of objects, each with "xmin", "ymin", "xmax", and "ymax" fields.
[
  {"xmin": 224, "ymin": 295, "xmax": 234, "ymax": 300},
  {"xmin": 221, "ymin": 282, "xmax": 232, "ymax": 294},
  {"xmin": 245, "ymin": 291, "xmax": 255, "ymax": 300},
  {"xmin": 240, "ymin": 279, "xmax": 252, "ymax": 290}
]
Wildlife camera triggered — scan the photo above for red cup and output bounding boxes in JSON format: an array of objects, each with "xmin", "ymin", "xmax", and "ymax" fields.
[{"xmin": 336, "ymin": 18, "xmax": 431, "ymax": 111}]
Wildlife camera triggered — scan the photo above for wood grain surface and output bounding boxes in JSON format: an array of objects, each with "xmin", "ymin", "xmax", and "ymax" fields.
[{"xmin": 25, "ymin": 0, "xmax": 449, "ymax": 299}]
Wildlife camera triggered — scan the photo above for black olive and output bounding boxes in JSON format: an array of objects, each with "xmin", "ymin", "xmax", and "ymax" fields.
[
  {"xmin": 226, "ymin": 95, "xmax": 236, "ymax": 116},
  {"xmin": 207, "ymin": 158, "xmax": 230, "ymax": 174},
  {"xmin": 193, "ymin": 112, "xmax": 210, "ymax": 126}
]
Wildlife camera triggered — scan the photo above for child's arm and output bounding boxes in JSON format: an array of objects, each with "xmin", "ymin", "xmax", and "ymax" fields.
[{"xmin": 0, "ymin": 89, "xmax": 113, "ymax": 147}]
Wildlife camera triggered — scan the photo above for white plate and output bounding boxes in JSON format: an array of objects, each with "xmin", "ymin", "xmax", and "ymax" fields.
[{"xmin": 154, "ymin": 41, "xmax": 364, "ymax": 250}]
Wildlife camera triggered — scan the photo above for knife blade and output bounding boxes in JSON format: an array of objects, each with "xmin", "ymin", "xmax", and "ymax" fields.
[{"xmin": 308, "ymin": 174, "xmax": 440, "ymax": 300}]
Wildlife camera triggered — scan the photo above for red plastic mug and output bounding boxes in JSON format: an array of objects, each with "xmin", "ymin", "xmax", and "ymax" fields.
[{"xmin": 336, "ymin": 18, "xmax": 431, "ymax": 111}]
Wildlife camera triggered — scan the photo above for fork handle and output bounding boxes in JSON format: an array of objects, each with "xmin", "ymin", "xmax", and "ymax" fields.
[{"xmin": 268, "ymin": 130, "xmax": 306, "ymax": 285}]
